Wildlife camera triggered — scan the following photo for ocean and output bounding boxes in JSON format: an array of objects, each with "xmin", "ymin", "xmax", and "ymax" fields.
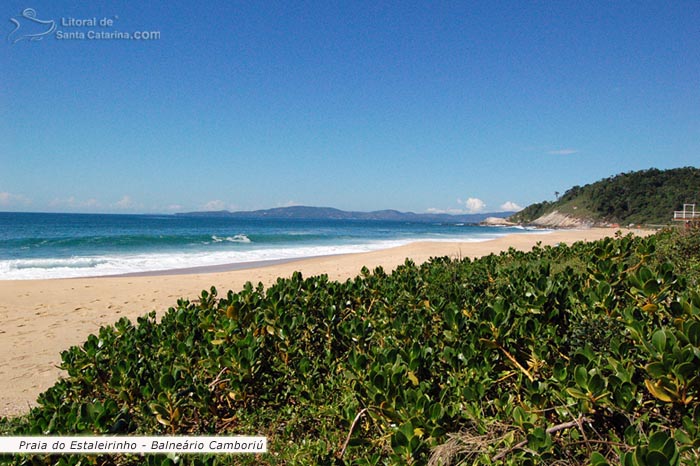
[{"xmin": 0, "ymin": 212, "xmax": 538, "ymax": 280}]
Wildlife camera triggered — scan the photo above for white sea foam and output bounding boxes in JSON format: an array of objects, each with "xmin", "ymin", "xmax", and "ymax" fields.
[
  {"xmin": 211, "ymin": 234, "xmax": 252, "ymax": 243},
  {"xmin": 0, "ymin": 245, "xmax": 371, "ymax": 280},
  {"xmin": 9, "ymin": 257, "xmax": 110, "ymax": 270},
  {"xmin": 0, "ymin": 233, "xmax": 511, "ymax": 280}
]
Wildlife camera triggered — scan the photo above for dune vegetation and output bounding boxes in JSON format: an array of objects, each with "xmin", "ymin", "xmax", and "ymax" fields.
[{"xmin": 2, "ymin": 227, "xmax": 699, "ymax": 465}]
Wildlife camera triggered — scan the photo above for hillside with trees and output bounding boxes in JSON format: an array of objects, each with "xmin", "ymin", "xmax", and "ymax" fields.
[{"xmin": 510, "ymin": 167, "xmax": 700, "ymax": 226}]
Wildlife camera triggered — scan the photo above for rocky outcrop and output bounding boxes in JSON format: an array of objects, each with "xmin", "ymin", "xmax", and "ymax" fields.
[
  {"xmin": 530, "ymin": 210, "xmax": 593, "ymax": 228},
  {"xmin": 480, "ymin": 217, "xmax": 516, "ymax": 226}
]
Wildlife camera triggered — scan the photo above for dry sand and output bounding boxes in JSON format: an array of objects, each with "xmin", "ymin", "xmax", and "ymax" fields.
[{"xmin": 0, "ymin": 228, "xmax": 650, "ymax": 417}]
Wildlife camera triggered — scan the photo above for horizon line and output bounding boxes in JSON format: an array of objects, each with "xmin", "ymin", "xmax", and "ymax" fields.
[{"xmin": 0, "ymin": 205, "xmax": 518, "ymax": 217}]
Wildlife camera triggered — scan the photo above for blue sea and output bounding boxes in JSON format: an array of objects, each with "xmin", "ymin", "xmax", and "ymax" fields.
[{"xmin": 0, "ymin": 212, "xmax": 538, "ymax": 280}]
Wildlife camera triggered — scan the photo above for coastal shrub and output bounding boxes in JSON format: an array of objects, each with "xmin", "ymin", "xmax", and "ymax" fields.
[
  {"xmin": 655, "ymin": 225, "xmax": 700, "ymax": 286},
  {"xmin": 1, "ymin": 232, "xmax": 700, "ymax": 465}
]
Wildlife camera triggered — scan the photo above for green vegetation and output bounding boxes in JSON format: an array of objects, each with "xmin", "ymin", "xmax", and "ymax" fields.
[
  {"xmin": 2, "ymin": 230, "xmax": 700, "ymax": 465},
  {"xmin": 511, "ymin": 167, "xmax": 700, "ymax": 225},
  {"xmin": 656, "ymin": 225, "xmax": 700, "ymax": 287}
]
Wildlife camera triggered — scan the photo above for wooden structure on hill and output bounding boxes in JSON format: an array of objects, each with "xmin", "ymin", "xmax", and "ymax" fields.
[{"xmin": 674, "ymin": 204, "xmax": 700, "ymax": 226}]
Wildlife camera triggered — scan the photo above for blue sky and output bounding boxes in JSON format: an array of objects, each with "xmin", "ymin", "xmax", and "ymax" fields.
[{"xmin": 1, "ymin": 1, "xmax": 699, "ymax": 214}]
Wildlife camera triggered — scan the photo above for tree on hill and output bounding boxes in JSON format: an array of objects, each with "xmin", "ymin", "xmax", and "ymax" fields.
[{"xmin": 511, "ymin": 167, "xmax": 700, "ymax": 225}]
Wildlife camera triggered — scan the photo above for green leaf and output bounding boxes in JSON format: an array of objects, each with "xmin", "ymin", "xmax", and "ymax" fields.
[
  {"xmin": 85, "ymin": 402, "xmax": 99, "ymax": 421},
  {"xmin": 512, "ymin": 406, "xmax": 526, "ymax": 426},
  {"xmin": 621, "ymin": 451, "xmax": 637, "ymax": 466},
  {"xmin": 552, "ymin": 362, "xmax": 567, "ymax": 381},
  {"xmin": 149, "ymin": 403, "xmax": 169, "ymax": 419},
  {"xmin": 527, "ymin": 427, "xmax": 549, "ymax": 450},
  {"xmin": 566, "ymin": 387, "xmax": 588, "ymax": 400},
  {"xmin": 590, "ymin": 451, "xmax": 610, "ymax": 466},
  {"xmin": 645, "ymin": 362, "xmax": 667, "ymax": 379},
  {"xmin": 588, "ymin": 374, "xmax": 606, "ymax": 395},
  {"xmin": 378, "ymin": 405, "xmax": 401, "ymax": 423},
  {"xmin": 638, "ymin": 266, "xmax": 654, "ymax": 284},
  {"xmin": 574, "ymin": 365, "xmax": 589, "ymax": 390},
  {"xmin": 429, "ymin": 403, "xmax": 443, "ymax": 422},
  {"xmin": 643, "ymin": 279, "xmax": 661, "ymax": 296},
  {"xmin": 648, "ymin": 430, "xmax": 670, "ymax": 451},
  {"xmin": 646, "ymin": 451, "xmax": 668, "ymax": 466},
  {"xmin": 673, "ymin": 429, "xmax": 691, "ymax": 445},
  {"xmin": 651, "ymin": 330, "xmax": 666, "ymax": 353},
  {"xmin": 685, "ymin": 321, "xmax": 700, "ymax": 346},
  {"xmin": 160, "ymin": 373, "xmax": 175, "ymax": 390},
  {"xmin": 399, "ymin": 421, "xmax": 415, "ymax": 441},
  {"xmin": 674, "ymin": 362, "xmax": 696, "ymax": 381}
]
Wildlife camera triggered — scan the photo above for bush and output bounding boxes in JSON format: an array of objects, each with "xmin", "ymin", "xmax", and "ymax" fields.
[
  {"xmin": 655, "ymin": 225, "xmax": 700, "ymax": 286},
  {"xmin": 2, "ymin": 232, "xmax": 700, "ymax": 465}
]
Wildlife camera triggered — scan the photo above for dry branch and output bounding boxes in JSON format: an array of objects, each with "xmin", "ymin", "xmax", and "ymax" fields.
[{"xmin": 491, "ymin": 416, "xmax": 588, "ymax": 462}]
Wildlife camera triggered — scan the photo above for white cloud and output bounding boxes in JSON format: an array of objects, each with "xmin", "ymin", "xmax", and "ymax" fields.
[
  {"xmin": 0, "ymin": 191, "xmax": 31, "ymax": 207},
  {"xmin": 112, "ymin": 195, "xmax": 134, "ymax": 210},
  {"xmin": 49, "ymin": 196, "xmax": 75, "ymax": 208},
  {"xmin": 83, "ymin": 198, "xmax": 100, "ymax": 208},
  {"xmin": 547, "ymin": 149, "xmax": 578, "ymax": 155},
  {"xmin": 278, "ymin": 200, "xmax": 300, "ymax": 207},
  {"xmin": 48, "ymin": 196, "xmax": 101, "ymax": 209},
  {"xmin": 500, "ymin": 201, "xmax": 523, "ymax": 211},
  {"xmin": 426, "ymin": 207, "xmax": 467, "ymax": 215},
  {"xmin": 202, "ymin": 200, "xmax": 226, "ymax": 211},
  {"xmin": 429, "ymin": 198, "xmax": 487, "ymax": 215},
  {"xmin": 463, "ymin": 197, "xmax": 486, "ymax": 213},
  {"xmin": 166, "ymin": 204, "xmax": 184, "ymax": 212}
]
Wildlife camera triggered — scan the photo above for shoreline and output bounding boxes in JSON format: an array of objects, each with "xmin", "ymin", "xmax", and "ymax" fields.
[
  {"xmin": 0, "ymin": 228, "xmax": 650, "ymax": 418},
  {"xmin": 98, "ymin": 256, "xmax": 309, "ymax": 278},
  {"xmin": 0, "ymin": 226, "xmax": 546, "ymax": 282},
  {"xmin": 95, "ymin": 231, "xmax": 544, "ymax": 279}
]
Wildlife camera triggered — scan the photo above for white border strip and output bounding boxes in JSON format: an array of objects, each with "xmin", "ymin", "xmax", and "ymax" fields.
[{"xmin": 0, "ymin": 436, "xmax": 267, "ymax": 454}]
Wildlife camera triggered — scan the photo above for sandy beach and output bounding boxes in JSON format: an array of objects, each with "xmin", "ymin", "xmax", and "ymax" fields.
[{"xmin": 0, "ymin": 228, "xmax": 650, "ymax": 418}]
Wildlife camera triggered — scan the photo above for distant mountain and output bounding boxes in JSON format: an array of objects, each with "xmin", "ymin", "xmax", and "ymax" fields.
[
  {"xmin": 176, "ymin": 205, "xmax": 516, "ymax": 224},
  {"xmin": 510, "ymin": 167, "xmax": 700, "ymax": 226}
]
